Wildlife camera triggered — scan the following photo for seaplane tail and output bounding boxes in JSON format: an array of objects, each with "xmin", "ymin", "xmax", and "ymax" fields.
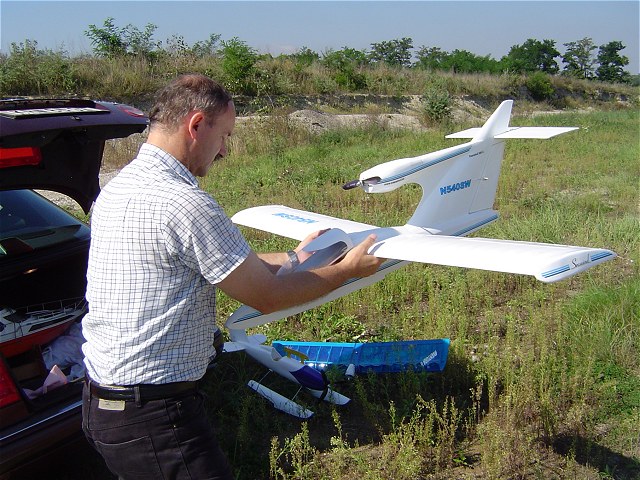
[{"xmin": 356, "ymin": 100, "xmax": 578, "ymax": 236}]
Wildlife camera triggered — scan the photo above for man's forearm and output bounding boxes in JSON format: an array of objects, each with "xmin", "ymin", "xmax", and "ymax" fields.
[
  {"xmin": 218, "ymin": 235, "xmax": 382, "ymax": 315},
  {"xmin": 256, "ymin": 251, "xmax": 289, "ymax": 273}
]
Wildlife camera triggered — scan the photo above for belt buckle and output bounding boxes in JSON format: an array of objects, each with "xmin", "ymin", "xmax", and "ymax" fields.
[{"xmin": 98, "ymin": 398, "xmax": 126, "ymax": 411}]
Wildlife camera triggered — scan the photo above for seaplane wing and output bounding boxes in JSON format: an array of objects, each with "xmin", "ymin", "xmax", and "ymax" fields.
[
  {"xmin": 231, "ymin": 205, "xmax": 375, "ymax": 241},
  {"xmin": 370, "ymin": 234, "xmax": 616, "ymax": 283},
  {"xmin": 232, "ymin": 202, "xmax": 615, "ymax": 284}
]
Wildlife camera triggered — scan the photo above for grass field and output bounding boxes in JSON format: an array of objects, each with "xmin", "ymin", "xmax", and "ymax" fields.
[
  {"xmin": 194, "ymin": 106, "xmax": 639, "ymax": 480},
  {"xmin": 75, "ymin": 105, "xmax": 639, "ymax": 480}
]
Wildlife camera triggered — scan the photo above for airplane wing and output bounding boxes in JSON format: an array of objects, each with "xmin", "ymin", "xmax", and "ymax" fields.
[
  {"xmin": 225, "ymin": 260, "xmax": 407, "ymax": 329},
  {"xmin": 231, "ymin": 205, "xmax": 375, "ymax": 241},
  {"xmin": 232, "ymin": 206, "xmax": 614, "ymax": 283},
  {"xmin": 370, "ymin": 234, "xmax": 616, "ymax": 283},
  {"xmin": 224, "ymin": 230, "xmax": 615, "ymax": 329}
]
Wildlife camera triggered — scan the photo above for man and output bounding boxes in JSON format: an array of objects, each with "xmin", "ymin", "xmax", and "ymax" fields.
[{"xmin": 81, "ymin": 74, "xmax": 382, "ymax": 480}]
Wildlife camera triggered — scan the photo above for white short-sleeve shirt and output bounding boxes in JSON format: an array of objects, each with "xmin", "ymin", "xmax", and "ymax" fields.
[{"xmin": 82, "ymin": 144, "xmax": 250, "ymax": 385}]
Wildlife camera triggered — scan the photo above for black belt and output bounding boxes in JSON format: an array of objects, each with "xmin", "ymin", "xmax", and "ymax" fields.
[{"xmin": 87, "ymin": 378, "xmax": 198, "ymax": 402}]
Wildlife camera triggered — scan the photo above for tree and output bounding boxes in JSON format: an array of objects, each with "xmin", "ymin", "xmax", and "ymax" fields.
[
  {"xmin": 0, "ymin": 40, "xmax": 75, "ymax": 96},
  {"xmin": 321, "ymin": 48, "xmax": 369, "ymax": 91},
  {"xmin": 164, "ymin": 34, "xmax": 190, "ymax": 57},
  {"xmin": 503, "ymin": 38, "xmax": 560, "ymax": 74},
  {"xmin": 369, "ymin": 37, "xmax": 413, "ymax": 67},
  {"xmin": 441, "ymin": 49, "xmax": 501, "ymax": 74},
  {"xmin": 191, "ymin": 34, "xmax": 222, "ymax": 58},
  {"xmin": 322, "ymin": 47, "xmax": 369, "ymax": 70},
  {"xmin": 289, "ymin": 47, "xmax": 320, "ymax": 66},
  {"xmin": 220, "ymin": 37, "xmax": 258, "ymax": 94},
  {"xmin": 85, "ymin": 17, "xmax": 159, "ymax": 59},
  {"xmin": 85, "ymin": 18, "xmax": 127, "ymax": 57},
  {"xmin": 414, "ymin": 46, "xmax": 447, "ymax": 70},
  {"xmin": 595, "ymin": 41, "xmax": 630, "ymax": 83},
  {"xmin": 562, "ymin": 37, "xmax": 597, "ymax": 79},
  {"xmin": 163, "ymin": 34, "xmax": 220, "ymax": 58},
  {"xmin": 127, "ymin": 23, "xmax": 159, "ymax": 58},
  {"xmin": 526, "ymin": 71, "xmax": 555, "ymax": 101},
  {"xmin": 415, "ymin": 46, "xmax": 501, "ymax": 74}
]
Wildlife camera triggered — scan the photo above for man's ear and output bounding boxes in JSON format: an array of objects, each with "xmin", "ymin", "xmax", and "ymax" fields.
[{"xmin": 187, "ymin": 111, "xmax": 205, "ymax": 139}]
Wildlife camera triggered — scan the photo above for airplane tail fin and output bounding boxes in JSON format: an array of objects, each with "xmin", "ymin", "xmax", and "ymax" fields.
[
  {"xmin": 449, "ymin": 99, "xmax": 514, "ymax": 143},
  {"xmin": 356, "ymin": 100, "xmax": 577, "ymax": 235}
]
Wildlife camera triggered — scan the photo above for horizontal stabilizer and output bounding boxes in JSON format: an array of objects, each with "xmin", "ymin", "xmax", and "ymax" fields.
[
  {"xmin": 232, "ymin": 205, "xmax": 374, "ymax": 241},
  {"xmin": 446, "ymin": 126, "xmax": 578, "ymax": 140},
  {"xmin": 370, "ymin": 234, "xmax": 615, "ymax": 283},
  {"xmin": 247, "ymin": 380, "xmax": 314, "ymax": 418},
  {"xmin": 495, "ymin": 126, "xmax": 579, "ymax": 139},
  {"xmin": 223, "ymin": 334, "xmax": 267, "ymax": 352},
  {"xmin": 445, "ymin": 128, "xmax": 481, "ymax": 139},
  {"xmin": 222, "ymin": 342, "xmax": 245, "ymax": 353}
]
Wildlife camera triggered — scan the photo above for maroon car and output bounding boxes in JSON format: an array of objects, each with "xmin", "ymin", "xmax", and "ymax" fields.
[{"xmin": 0, "ymin": 98, "xmax": 147, "ymax": 478}]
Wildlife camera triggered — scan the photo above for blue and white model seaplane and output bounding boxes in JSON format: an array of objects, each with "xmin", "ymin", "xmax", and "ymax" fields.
[{"xmin": 223, "ymin": 100, "xmax": 616, "ymax": 418}]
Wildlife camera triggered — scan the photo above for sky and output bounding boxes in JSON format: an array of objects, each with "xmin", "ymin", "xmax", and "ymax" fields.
[{"xmin": 1, "ymin": 1, "xmax": 639, "ymax": 73}]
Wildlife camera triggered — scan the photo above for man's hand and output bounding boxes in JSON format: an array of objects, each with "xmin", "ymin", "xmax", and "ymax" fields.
[
  {"xmin": 294, "ymin": 229, "xmax": 329, "ymax": 263},
  {"xmin": 338, "ymin": 234, "xmax": 384, "ymax": 279},
  {"xmin": 219, "ymin": 233, "xmax": 384, "ymax": 315}
]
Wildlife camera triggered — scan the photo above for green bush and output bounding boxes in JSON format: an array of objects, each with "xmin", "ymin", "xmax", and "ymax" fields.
[
  {"xmin": 421, "ymin": 81, "xmax": 452, "ymax": 124},
  {"xmin": 220, "ymin": 37, "xmax": 258, "ymax": 95},
  {"xmin": 526, "ymin": 71, "xmax": 555, "ymax": 101},
  {"xmin": 0, "ymin": 40, "xmax": 76, "ymax": 96}
]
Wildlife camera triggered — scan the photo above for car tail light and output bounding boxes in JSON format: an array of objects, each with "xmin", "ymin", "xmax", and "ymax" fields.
[
  {"xmin": 0, "ymin": 146, "xmax": 42, "ymax": 168},
  {"xmin": 0, "ymin": 357, "xmax": 21, "ymax": 407},
  {"xmin": 117, "ymin": 104, "xmax": 146, "ymax": 118}
]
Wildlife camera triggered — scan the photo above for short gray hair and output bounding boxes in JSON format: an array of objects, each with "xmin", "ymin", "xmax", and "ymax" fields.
[{"xmin": 149, "ymin": 74, "xmax": 232, "ymax": 131}]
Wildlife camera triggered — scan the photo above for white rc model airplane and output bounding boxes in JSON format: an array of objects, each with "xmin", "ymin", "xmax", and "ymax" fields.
[{"xmin": 223, "ymin": 100, "xmax": 616, "ymax": 418}]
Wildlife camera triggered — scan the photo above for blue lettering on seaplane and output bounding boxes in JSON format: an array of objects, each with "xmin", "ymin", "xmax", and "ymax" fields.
[
  {"xmin": 440, "ymin": 179, "xmax": 472, "ymax": 195},
  {"xmin": 273, "ymin": 212, "xmax": 318, "ymax": 224}
]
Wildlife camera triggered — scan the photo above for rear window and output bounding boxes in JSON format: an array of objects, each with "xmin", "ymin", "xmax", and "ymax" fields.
[{"xmin": 0, "ymin": 190, "xmax": 88, "ymax": 256}]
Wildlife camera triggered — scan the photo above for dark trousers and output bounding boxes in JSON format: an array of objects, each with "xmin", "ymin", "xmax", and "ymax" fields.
[{"xmin": 82, "ymin": 383, "xmax": 233, "ymax": 480}]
